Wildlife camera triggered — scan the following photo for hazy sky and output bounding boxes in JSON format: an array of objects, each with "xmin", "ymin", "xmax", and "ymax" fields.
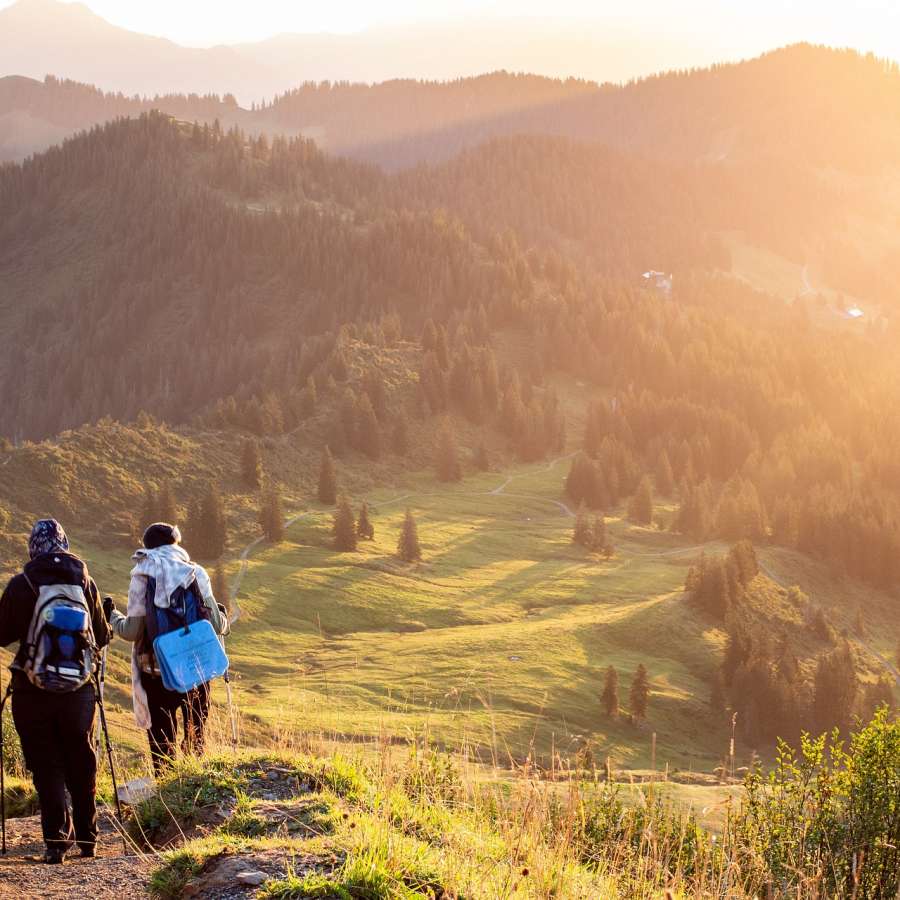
[{"xmin": 3, "ymin": 0, "xmax": 900, "ymax": 61}]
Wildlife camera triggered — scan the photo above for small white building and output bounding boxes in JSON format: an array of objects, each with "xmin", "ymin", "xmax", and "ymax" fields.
[
  {"xmin": 846, "ymin": 307, "xmax": 864, "ymax": 320},
  {"xmin": 642, "ymin": 270, "xmax": 673, "ymax": 297}
]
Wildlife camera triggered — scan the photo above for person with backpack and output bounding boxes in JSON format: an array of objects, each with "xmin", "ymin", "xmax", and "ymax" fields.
[
  {"xmin": 0, "ymin": 519, "xmax": 111, "ymax": 864},
  {"xmin": 108, "ymin": 522, "xmax": 229, "ymax": 775}
]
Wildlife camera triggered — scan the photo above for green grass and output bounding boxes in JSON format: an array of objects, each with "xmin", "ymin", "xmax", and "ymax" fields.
[
  {"xmin": 225, "ymin": 464, "xmax": 730, "ymax": 771},
  {"xmin": 5, "ymin": 442, "xmax": 895, "ymax": 790}
]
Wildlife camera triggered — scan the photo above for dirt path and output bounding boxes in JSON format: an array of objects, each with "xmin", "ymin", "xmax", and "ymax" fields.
[{"xmin": 0, "ymin": 814, "xmax": 149, "ymax": 899}]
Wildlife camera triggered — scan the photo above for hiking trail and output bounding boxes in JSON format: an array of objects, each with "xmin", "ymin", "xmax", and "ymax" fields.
[{"xmin": 0, "ymin": 815, "xmax": 148, "ymax": 899}]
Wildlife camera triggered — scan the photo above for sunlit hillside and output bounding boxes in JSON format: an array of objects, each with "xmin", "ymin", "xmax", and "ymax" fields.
[{"xmin": 1, "ymin": 10, "xmax": 900, "ymax": 896}]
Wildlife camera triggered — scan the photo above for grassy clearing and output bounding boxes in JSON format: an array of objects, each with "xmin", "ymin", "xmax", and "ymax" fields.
[
  {"xmin": 3, "ymin": 447, "xmax": 895, "ymax": 811},
  {"xmin": 229, "ymin": 468, "xmax": 728, "ymax": 771}
]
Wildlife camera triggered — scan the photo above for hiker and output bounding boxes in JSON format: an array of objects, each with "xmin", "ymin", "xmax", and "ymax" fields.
[
  {"xmin": 0, "ymin": 519, "xmax": 111, "ymax": 863},
  {"xmin": 108, "ymin": 523, "xmax": 229, "ymax": 775}
]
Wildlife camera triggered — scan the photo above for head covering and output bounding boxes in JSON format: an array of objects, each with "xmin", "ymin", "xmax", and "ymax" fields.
[
  {"xmin": 28, "ymin": 519, "xmax": 69, "ymax": 560},
  {"xmin": 142, "ymin": 522, "xmax": 182, "ymax": 550}
]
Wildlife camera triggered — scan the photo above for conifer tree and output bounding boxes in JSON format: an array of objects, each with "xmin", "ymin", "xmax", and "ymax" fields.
[
  {"xmin": 317, "ymin": 446, "xmax": 337, "ymax": 505},
  {"xmin": 601, "ymin": 665, "xmax": 619, "ymax": 717},
  {"xmin": 655, "ymin": 450, "xmax": 675, "ymax": 497},
  {"xmin": 860, "ymin": 678, "xmax": 895, "ymax": 720},
  {"xmin": 592, "ymin": 515, "xmax": 611, "ymax": 556},
  {"xmin": 812, "ymin": 641, "xmax": 857, "ymax": 734},
  {"xmin": 190, "ymin": 484, "xmax": 227, "ymax": 559},
  {"xmin": 356, "ymin": 395, "xmax": 382, "ymax": 460},
  {"xmin": 628, "ymin": 476, "xmax": 654, "ymax": 526},
  {"xmin": 241, "ymin": 438, "xmax": 262, "ymax": 489},
  {"xmin": 573, "ymin": 503, "xmax": 593, "ymax": 548},
  {"xmin": 397, "ymin": 508, "xmax": 422, "ymax": 562},
  {"xmin": 259, "ymin": 482, "xmax": 285, "ymax": 542},
  {"xmin": 141, "ymin": 485, "xmax": 159, "ymax": 528},
  {"xmin": 357, "ymin": 500, "xmax": 374, "ymax": 540},
  {"xmin": 332, "ymin": 496, "xmax": 357, "ymax": 552},
  {"xmin": 436, "ymin": 420, "xmax": 462, "ymax": 483},
  {"xmin": 630, "ymin": 664, "xmax": 650, "ymax": 719},
  {"xmin": 473, "ymin": 442, "xmax": 490, "ymax": 471},
  {"xmin": 157, "ymin": 480, "xmax": 178, "ymax": 524}
]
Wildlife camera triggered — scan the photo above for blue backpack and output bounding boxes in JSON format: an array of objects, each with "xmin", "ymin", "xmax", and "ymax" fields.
[{"xmin": 139, "ymin": 578, "xmax": 228, "ymax": 693}]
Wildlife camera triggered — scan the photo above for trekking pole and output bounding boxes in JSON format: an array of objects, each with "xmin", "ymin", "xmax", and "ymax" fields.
[
  {"xmin": 0, "ymin": 678, "xmax": 11, "ymax": 856},
  {"xmin": 94, "ymin": 673, "xmax": 127, "ymax": 852},
  {"xmin": 223, "ymin": 667, "xmax": 238, "ymax": 751},
  {"xmin": 95, "ymin": 639, "xmax": 108, "ymax": 757},
  {"xmin": 217, "ymin": 602, "xmax": 238, "ymax": 751}
]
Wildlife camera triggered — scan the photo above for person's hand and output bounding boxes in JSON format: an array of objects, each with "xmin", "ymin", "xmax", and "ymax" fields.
[{"xmin": 102, "ymin": 596, "xmax": 115, "ymax": 622}]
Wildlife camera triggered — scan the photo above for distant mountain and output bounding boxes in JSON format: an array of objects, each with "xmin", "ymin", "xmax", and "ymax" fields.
[
  {"xmin": 0, "ymin": 0, "xmax": 277, "ymax": 100},
  {"xmin": 4, "ymin": 43, "xmax": 900, "ymax": 176},
  {"xmin": 0, "ymin": 0, "xmax": 758, "ymax": 104},
  {"xmin": 258, "ymin": 44, "xmax": 900, "ymax": 172}
]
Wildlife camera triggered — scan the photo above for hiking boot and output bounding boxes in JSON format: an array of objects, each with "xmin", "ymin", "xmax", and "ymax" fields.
[
  {"xmin": 43, "ymin": 847, "xmax": 67, "ymax": 865},
  {"xmin": 79, "ymin": 845, "xmax": 96, "ymax": 858}
]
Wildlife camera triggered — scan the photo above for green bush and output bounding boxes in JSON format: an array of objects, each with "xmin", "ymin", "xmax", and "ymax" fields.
[{"xmin": 735, "ymin": 707, "xmax": 899, "ymax": 898}]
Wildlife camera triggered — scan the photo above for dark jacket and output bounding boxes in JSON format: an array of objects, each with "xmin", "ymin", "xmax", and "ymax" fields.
[{"xmin": 0, "ymin": 551, "xmax": 111, "ymax": 691}]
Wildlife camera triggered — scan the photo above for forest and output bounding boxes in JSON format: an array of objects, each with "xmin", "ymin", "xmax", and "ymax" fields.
[{"xmin": 2, "ymin": 108, "xmax": 900, "ymax": 601}]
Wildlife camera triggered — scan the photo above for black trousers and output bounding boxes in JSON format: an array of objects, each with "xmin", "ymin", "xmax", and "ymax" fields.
[
  {"xmin": 140, "ymin": 673, "xmax": 210, "ymax": 776},
  {"xmin": 11, "ymin": 682, "xmax": 98, "ymax": 853}
]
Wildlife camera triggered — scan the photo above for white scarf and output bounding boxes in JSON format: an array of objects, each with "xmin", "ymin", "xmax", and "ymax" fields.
[
  {"xmin": 127, "ymin": 544, "xmax": 198, "ymax": 730},
  {"xmin": 130, "ymin": 544, "xmax": 197, "ymax": 610}
]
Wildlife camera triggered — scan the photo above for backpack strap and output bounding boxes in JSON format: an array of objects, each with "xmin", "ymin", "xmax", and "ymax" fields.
[{"xmin": 22, "ymin": 573, "xmax": 38, "ymax": 600}]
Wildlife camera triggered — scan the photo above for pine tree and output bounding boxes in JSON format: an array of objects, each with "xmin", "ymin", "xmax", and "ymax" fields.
[
  {"xmin": 601, "ymin": 665, "xmax": 619, "ymax": 717},
  {"xmin": 860, "ymin": 678, "xmax": 895, "ymax": 720},
  {"xmin": 211, "ymin": 564, "xmax": 230, "ymax": 614},
  {"xmin": 592, "ymin": 515, "xmax": 611, "ymax": 556},
  {"xmin": 241, "ymin": 438, "xmax": 263, "ymax": 490},
  {"xmin": 356, "ymin": 395, "xmax": 382, "ymax": 460},
  {"xmin": 655, "ymin": 450, "xmax": 675, "ymax": 497},
  {"xmin": 190, "ymin": 484, "xmax": 227, "ymax": 559},
  {"xmin": 812, "ymin": 641, "xmax": 858, "ymax": 734},
  {"xmin": 357, "ymin": 500, "xmax": 374, "ymax": 540},
  {"xmin": 141, "ymin": 485, "xmax": 159, "ymax": 528},
  {"xmin": 473, "ymin": 442, "xmax": 490, "ymax": 471},
  {"xmin": 397, "ymin": 508, "xmax": 422, "ymax": 562},
  {"xmin": 573, "ymin": 504, "xmax": 593, "ymax": 548},
  {"xmin": 259, "ymin": 482, "xmax": 285, "ymax": 542},
  {"xmin": 317, "ymin": 446, "xmax": 337, "ymax": 505},
  {"xmin": 332, "ymin": 496, "xmax": 357, "ymax": 552},
  {"xmin": 628, "ymin": 476, "xmax": 654, "ymax": 526},
  {"xmin": 630, "ymin": 664, "xmax": 650, "ymax": 719},
  {"xmin": 157, "ymin": 480, "xmax": 178, "ymax": 524},
  {"xmin": 436, "ymin": 420, "xmax": 462, "ymax": 483}
]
